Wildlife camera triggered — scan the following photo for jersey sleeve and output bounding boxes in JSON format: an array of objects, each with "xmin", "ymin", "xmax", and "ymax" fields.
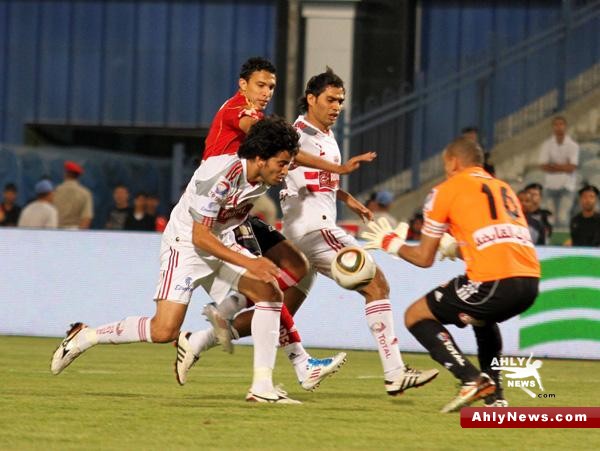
[
  {"xmin": 188, "ymin": 160, "xmax": 243, "ymax": 228},
  {"xmin": 422, "ymin": 185, "xmax": 451, "ymax": 238}
]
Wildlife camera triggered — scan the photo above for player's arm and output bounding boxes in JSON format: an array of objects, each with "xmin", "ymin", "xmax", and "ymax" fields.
[
  {"xmin": 397, "ymin": 235, "xmax": 442, "ymax": 268},
  {"xmin": 192, "ymin": 221, "xmax": 279, "ymax": 283},
  {"xmin": 295, "ymin": 150, "xmax": 377, "ymax": 175},
  {"xmin": 238, "ymin": 115, "xmax": 260, "ymax": 134},
  {"xmin": 337, "ymin": 189, "xmax": 373, "ymax": 222},
  {"xmin": 540, "ymin": 162, "xmax": 577, "ymax": 173}
]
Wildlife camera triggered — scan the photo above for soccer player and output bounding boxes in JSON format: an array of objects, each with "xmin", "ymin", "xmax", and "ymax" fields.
[
  {"xmin": 176, "ymin": 57, "xmax": 374, "ymax": 389},
  {"xmin": 363, "ymin": 137, "xmax": 540, "ymax": 412},
  {"xmin": 275, "ymin": 68, "xmax": 439, "ymax": 396},
  {"xmin": 51, "ymin": 117, "xmax": 303, "ymax": 404}
]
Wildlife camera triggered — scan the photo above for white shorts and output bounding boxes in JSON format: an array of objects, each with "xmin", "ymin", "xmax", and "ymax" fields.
[
  {"xmin": 290, "ymin": 227, "xmax": 358, "ymax": 293},
  {"xmin": 153, "ymin": 240, "xmax": 252, "ymax": 305}
]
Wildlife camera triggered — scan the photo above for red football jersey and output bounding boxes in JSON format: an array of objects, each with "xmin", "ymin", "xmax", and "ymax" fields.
[{"xmin": 203, "ymin": 91, "xmax": 264, "ymax": 160}]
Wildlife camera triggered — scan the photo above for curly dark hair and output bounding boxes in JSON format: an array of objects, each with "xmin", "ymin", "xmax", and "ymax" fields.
[
  {"xmin": 299, "ymin": 67, "xmax": 344, "ymax": 113},
  {"xmin": 238, "ymin": 116, "xmax": 299, "ymax": 160},
  {"xmin": 239, "ymin": 57, "xmax": 276, "ymax": 81}
]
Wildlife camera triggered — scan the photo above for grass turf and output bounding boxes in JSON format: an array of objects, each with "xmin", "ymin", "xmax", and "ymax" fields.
[{"xmin": 1, "ymin": 336, "xmax": 599, "ymax": 450}]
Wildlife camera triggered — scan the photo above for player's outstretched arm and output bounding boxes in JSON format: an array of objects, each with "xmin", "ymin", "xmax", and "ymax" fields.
[
  {"xmin": 294, "ymin": 150, "xmax": 376, "ymax": 175},
  {"xmin": 337, "ymin": 189, "xmax": 373, "ymax": 222}
]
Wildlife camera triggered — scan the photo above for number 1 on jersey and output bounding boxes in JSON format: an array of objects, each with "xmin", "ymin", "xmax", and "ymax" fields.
[{"xmin": 481, "ymin": 183, "xmax": 520, "ymax": 220}]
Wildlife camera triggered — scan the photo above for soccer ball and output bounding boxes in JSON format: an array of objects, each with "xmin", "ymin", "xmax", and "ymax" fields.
[{"xmin": 330, "ymin": 246, "xmax": 376, "ymax": 290}]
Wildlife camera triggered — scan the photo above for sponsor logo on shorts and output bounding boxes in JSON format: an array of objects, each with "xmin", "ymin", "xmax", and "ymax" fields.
[
  {"xmin": 458, "ymin": 312, "xmax": 485, "ymax": 327},
  {"xmin": 175, "ymin": 277, "xmax": 193, "ymax": 293}
]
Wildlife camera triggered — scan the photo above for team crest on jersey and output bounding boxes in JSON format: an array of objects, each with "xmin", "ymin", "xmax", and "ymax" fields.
[{"xmin": 206, "ymin": 176, "xmax": 231, "ymax": 201}]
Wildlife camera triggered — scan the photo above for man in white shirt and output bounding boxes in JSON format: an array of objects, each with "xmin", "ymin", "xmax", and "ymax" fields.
[
  {"xmin": 50, "ymin": 117, "xmax": 303, "ymax": 403},
  {"xmin": 17, "ymin": 180, "xmax": 58, "ymax": 228},
  {"xmin": 280, "ymin": 68, "xmax": 439, "ymax": 396},
  {"xmin": 538, "ymin": 116, "xmax": 579, "ymax": 228}
]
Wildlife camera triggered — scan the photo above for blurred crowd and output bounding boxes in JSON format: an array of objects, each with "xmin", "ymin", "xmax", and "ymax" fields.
[
  {"xmin": 0, "ymin": 160, "xmax": 166, "ymax": 233},
  {"xmin": 2, "ymin": 117, "xmax": 599, "ymax": 247}
]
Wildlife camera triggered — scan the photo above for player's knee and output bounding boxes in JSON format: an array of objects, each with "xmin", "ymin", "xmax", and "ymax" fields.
[
  {"xmin": 149, "ymin": 323, "xmax": 179, "ymax": 343},
  {"xmin": 404, "ymin": 298, "xmax": 431, "ymax": 328},
  {"xmin": 255, "ymin": 281, "xmax": 284, "ymax": 303},
  {"xmin": 266, "ymin": 242, "xmax": 309, "ymax": 280}
]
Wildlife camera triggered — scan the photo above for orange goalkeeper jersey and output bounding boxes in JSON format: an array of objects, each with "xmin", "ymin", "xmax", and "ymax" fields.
[{"xmin": 422, "ymin": 167, "xmax": 540, "ymax": 282}]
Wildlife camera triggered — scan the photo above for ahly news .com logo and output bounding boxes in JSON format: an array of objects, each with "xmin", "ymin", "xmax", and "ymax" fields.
[{"xmin": 491, "ymin": 353, "xmax": 555, "ymax": 399}]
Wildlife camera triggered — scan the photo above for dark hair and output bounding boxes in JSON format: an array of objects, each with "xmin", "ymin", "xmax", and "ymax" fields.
[
  {"xmin": 239, "ymin": 57, "xmax": 276, "ymax": 81},
  {"xmin": 552, "ymin": 115, "xmax": 567, "ymax": 125},
  {"xmin": 525, "ymin": 182, "xmax": 544, "ymax": 193},
  {"xmin": 113, "ymin": 184, "xmax": 128, "ymax": 191},
  {"xmin": 134, "ymin": 192, "xmax": 148, "ymax": 198},
  {"xmin": 299, "ymin": 67, "xmax": 345, "ymax": 113},
  {"xmin": 4, "ymin": 183, "xmax": 17, "ymax": 192},
  {"xmin": 461, "ymin": 126, "xmax": 479, "ymax": 135},
  {"xmin": 238, "ymin": 116, "xmax": 299, "ymax": 160},
  {"xmin": 579, "ymin": 184, "xmax": 599, "ymax": 196}
]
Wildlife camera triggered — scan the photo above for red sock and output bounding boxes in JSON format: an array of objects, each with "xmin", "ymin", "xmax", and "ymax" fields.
[
  {"xmin": 276, "ymin": 268, "xmax": 300, "ymax": 291},
  {"xmin": 279, "ymin": 304, "xmax": 301, "ymax": 346}
]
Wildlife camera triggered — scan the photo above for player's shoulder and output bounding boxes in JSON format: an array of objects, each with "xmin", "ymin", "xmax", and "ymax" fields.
[{"xmin": 293, "ymin": 116, "xmax": 319, "ymax": 137}]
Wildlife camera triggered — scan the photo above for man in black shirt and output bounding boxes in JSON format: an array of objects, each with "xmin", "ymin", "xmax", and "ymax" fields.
[
  {"xmin": 106, "ymin": 184, "xmax": 132, "ymax": 230},
  {"xmin": 525, "ymin": 183, "xmax": 552, "ymax": 244},
  {"xmin": 569, "ymin": 184, "xmax": 600, "ymax": 247},
  {"xmin": 124, "ymin": 192, "xmax": 156, "ymax": 231},
  {"xmin": 518, "ymin": 189, "xmax": 546, "ymax": 245},
  {"xmin": 0, "ymin": 183, "xmax": 22, "ymax": 226}
]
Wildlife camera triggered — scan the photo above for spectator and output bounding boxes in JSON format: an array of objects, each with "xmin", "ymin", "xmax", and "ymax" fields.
[
  {"xmin": 146, "ymin": 193, "xmax": 167, "ymax": 232},
  {"xmin": 54, "ymin": 161, "xmax": 94, "ymax": 229},
  {"xmin": 461, "ymin": 126, "xmax": 495, "ymax": 176},
  {"xmin": 124, "ymin": 192, "xmax": 155, "ymax": 231},
  {"xmin": 538, "ymin": 116, "xmax": 579, "ymax": 228},
  {"xmin": 0, "ymin": 183, "xmax": 22, "ymax": 226},
  {"xmin": 567, "ymin": 185, "xmax": 600, "ymax": 247},
  {"xmin": 250, "ymin": 193, "xmax": 278, "ymax": 227},
  {"xmin": 17, "ymin": 180, "xmax": 58, "ymax": 228},
  {"xmin": 105, "ymin": 184, "xmax": 132, "ymax": 230},
  {"xmin": 406, "ymin": 212, "xmax": 424, "ymax": 241},
  {"xmin": 517, "ymin": 189, "xmax": 545, "ymax": 245},
  {"xmin": 365, "ymin": 192, "xmax": 378, "ymax": 212},
  {"xmin": 525, "ymin": 182, "xmax": 552, "ymax": 244},
  {"xmin": 372, "ymin": 190, "xmax": 398, "ymax": 227}
]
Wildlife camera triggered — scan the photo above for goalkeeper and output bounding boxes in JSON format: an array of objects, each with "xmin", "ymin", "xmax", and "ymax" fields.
[{"xmin": 363, "ymin": 137, "xmax": 540, "ymax": 412}]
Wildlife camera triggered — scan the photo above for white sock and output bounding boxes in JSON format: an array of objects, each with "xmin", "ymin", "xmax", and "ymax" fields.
[
  {"xmin": 86, "ymin": 316, "xmax": 152, "ymax": 349},
  {"xmin": 283, "ymin": 342, "xmax": 310, "ymax": 381},
  {"xmin": 217, "ymin": 293, "xmax": 248, "ymax": 319},
  {"xmin": 187, "ymin": 328, "xmax": 217, "ymax": 355},
  {"xmin": 365, "ymin": 300, "xmax": 405, "ymax": 380},
  {"xmin": 251, "ymin": 301, "xmax": 282, "ymax": 394}
]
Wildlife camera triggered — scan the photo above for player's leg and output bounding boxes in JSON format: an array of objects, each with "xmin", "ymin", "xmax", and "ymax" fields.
[
  {"xmin": 474, "ymin": 322, "xmax": 507, "ymax": 406},
  {"xmin": 236, "ymin": 273, "xmax": 299, "ymax": 403},
  {"xmin": 51, "ymin": 244, "xmax": 193, "ymax": 375},
  {"xmin": 405, "ymin": 276, "xmax": 497, "ymax": 412},
  {"xmin": 359, "ymin": 268, "xmax": 439, "ymax": 395}
]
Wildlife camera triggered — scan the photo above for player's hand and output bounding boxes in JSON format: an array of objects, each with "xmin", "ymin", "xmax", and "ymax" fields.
[
  {"xmin": 339, "ymin": 152, "xmax": 377, "ymax": 175},
  {"xmin": 345, "ymin": 195, "xmax": 373, "ymax": 222},
  {"xmin": 361, "ymin": 218, "xmax": 408, "ymax": 255},
  {"xmin": 438, "ymin": 233, "xmax": 458, "ymax": 261},
  {"xmin": 246, "ymin": 257, "xmax": 280, "ymax": 283}
]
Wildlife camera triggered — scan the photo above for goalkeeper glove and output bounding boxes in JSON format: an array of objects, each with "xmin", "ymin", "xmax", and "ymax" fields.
[
  {"xmin": 438, "ymin": 233, "xmax": 458, "ymax": 261},
  {"xmin": 361, "ymin": 217, "xmax": 409, "ymax": 255}
]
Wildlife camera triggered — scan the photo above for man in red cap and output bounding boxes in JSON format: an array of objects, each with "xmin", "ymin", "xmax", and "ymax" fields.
[{"xmin": 54, "ymin": 160, "xmax": 94, "ymax": 229}]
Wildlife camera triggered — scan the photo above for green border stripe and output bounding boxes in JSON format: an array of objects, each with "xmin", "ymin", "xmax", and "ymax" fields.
[
  {"xmin": 520, "ymin": 319, "xmax": 600, "ymax": 348},
  {"xmin": 541, "ymin": 256, "xmax": 600, "ymax": 280},
  {"xmin": 521, "ymin": 287, "xmax": 600, "ymax": 317}
]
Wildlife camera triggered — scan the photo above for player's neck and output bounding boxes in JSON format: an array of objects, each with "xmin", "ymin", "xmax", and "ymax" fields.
[{"xmin": 303, "ymin": 114, "xmax": 329, "ymax": 134}]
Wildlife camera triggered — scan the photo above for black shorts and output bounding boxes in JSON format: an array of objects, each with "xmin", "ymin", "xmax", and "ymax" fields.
[
  {"xmin": 425, "ymin": 275, "xmax": 539, "ymax": 328},
  {"xmin": 234, "ymin": 216, "xmax": 286, "ymax": 256}
]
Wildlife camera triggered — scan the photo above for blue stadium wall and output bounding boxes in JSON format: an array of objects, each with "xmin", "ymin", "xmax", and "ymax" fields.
[
  {"xmin": 418, "ymin": 0, "xmax": 600, "ymax": 152},
  {"xmin": 0, "ymin": 0, "xmax": 278, "ymax": 144}
]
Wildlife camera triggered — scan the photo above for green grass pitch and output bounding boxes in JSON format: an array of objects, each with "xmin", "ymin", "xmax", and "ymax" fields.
[{"xmin": 1, "ymin": 336, "xmax": 599, "ymax": 450}]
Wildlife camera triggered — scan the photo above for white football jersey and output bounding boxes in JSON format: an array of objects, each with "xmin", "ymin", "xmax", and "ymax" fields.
[
  {"xmin": 281, "ymin": 116, "xmax": 340, "ymax": 239},
  {"xmin": 164, "ymin": 154, "xmax": 267, "ymax": 251}
]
